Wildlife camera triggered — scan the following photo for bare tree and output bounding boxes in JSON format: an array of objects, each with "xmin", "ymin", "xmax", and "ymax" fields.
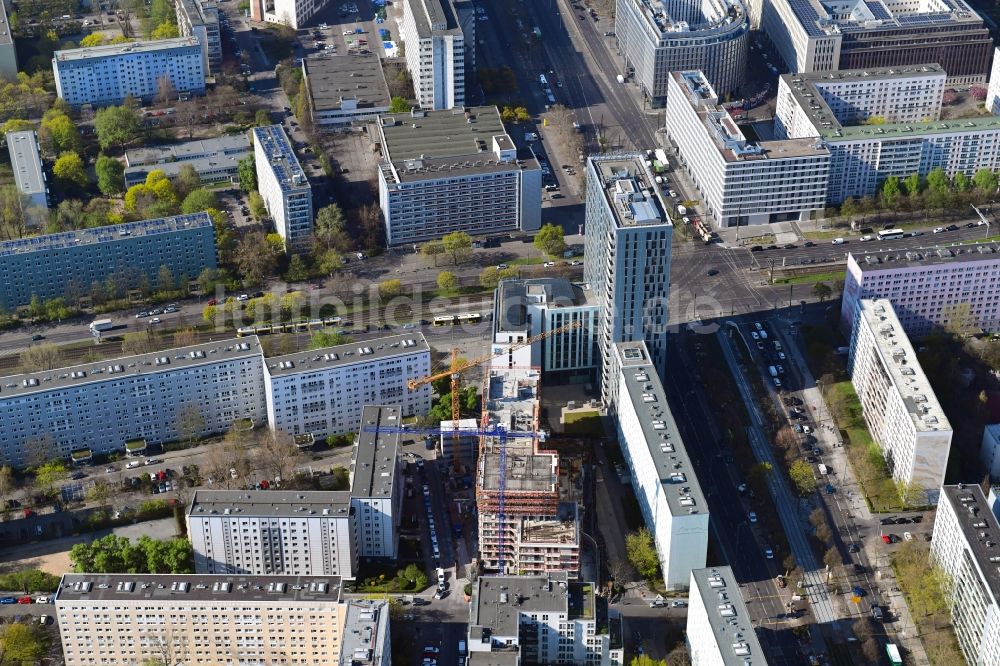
[
  {"xmin": 22, "ymin": 433, "xmax": 56, "ymax": 470},
  {"xmin": 254, "ymin": 429, "xmax": 303, "ymax": 483},
  {"xmin": 156, "ymin": 74, "xmax": 176, "ymax": 107},
  {"xmin": 20, "ymin": 343, "xmax": 62, "ymax": 372},
  {"xmin": 176, "ymin": 404, "xmax": 206, "ymax": 446}
]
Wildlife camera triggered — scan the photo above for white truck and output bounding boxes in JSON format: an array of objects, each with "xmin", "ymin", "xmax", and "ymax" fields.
[
  {"xmin": 616, "ymin": 74, "xmax": 625, "ymax": 84},
  {"xmin": 89, "ymin": 319, "xmax": 114, "ymax": 334},
  {"xmin": 677, "ymin": 204, "xmax": 687, "ymax": 216},
  {"xmin": 818, "ymin": 464, "xmax": 829, "ymax": 476}
]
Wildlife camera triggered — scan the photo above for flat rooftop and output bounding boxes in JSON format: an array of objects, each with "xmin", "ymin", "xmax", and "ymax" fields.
[
  {"xmin": 264, "ymin": 333, "xmax": 429, "ymax": 377},
  {"xmin": 849, "ymin": 242, "xmax": 1000, "ymax": 272},
  {"xmin": 590, "ymin": 155, "xmax": 673, "ymax": 227},
  {"xmin": 467, "ymin": 655, "xmax": 520, "ymax": 666},
  {"xmin": 785, "ymin": 0, "xmax": 983, "ymax": 38},
  {"xmin": 404, "ymin": 0, "xmax": 462, "ymax": 37},
  {"xmin": 252, "ymin": 125, "xmax": 309, "ymax": 193},
  {"xmin": 125, "ymin": 135, "xmax": 251, "ymax": 167},
  {"xmin": 616, "ymin": 341, "xmax": 708, "ymax": 517},
  {"xmin": 342, "ymin": 600, "xmax": 389, "ymax": 666},
  {"xmin": 351, "ymin": 405, "xmax": 401, "ymax": 499},
  {"xmin": 383, "ymin": 151, "xmax": 538, "ymax": 184},
  {"xmin": 0, "ymin": 335, "xmax": 257, "ymax": 400},
  {"xmin": 495, "ymin": 278, "xmax": 597, "ymax": 333},
  {"xmin": 0, "ymin": 211, "xmax": 212, "ymax": 258},
  {"xmin": 56, "ymin": 573, "xmax": 343, "ymax": 604},
  {"xmin": 380, "ymin": 106, "xmax": 509, "ymax": 162},
  {"xmin": 0, "ymin": 1, "xmax": 12, "ymax": 47},
  {"xmin": 54, "ymin": 36, "xmax": 201, "ymax": 62},
  {"xmin": 630, "ymin": 0, "xmax": 747, "ymax": 36},
  {"xmin": 857, "ymin": 299, "xmax": 951, "ymax": 433},
  {"xmin": 482, "ymin": 367, "xmax": 541, "ymax": 435},
  {"xmin": 479, "ymin": 449, "xmax": 558, "ymax": 493},
  {"xmin": 304, "ymin": 56, "xmax": 391, "ymax": 113},
  {"xmin": 125, "ymin": 151, "xmax": 246, "ymax": 183},
  {"xmin": 470, "ymin": 573, "xmax": 573, "ymax": 637},
  {"xmin": 188, "ymin": 489, "xmax": 352, "ymax": 519},
  {"xmin": 690, "ymin": 567, "xmax": 767, "ymax": 665},
  {"xmin": 941, "ymin": 485, "xmax": 1000, "ymax": 601},
  {"xmin": 5, "ymin": 131, "xmax": 45, "ymax": 198}
]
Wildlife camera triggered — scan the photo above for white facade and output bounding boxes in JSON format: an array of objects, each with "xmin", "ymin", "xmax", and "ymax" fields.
[
  {"xmin": 848, "ymin": 300, "xmax": 952, "ymax": 503},
  {"xmin": 841, "ymin": 244, "xmax": 1000, "ymax": 339},
  {"xmin": 687, "ymin": 567, "xmax": 768, "ymax": 666},
  {"xmin": 263, "ymin": 334, "xmax": 431, "ymax": 439},
  {"xmin": 930, "ymin": 485, "xmax": 1000, "ymax": 666},
  {"xmin": 981, "ymin": 424, "xmax": 1000, "ymax": 482},
  {"xmin": 252, "ymin": 124, "xmax": 313, "ymax": 251},
  {"xmin": 665, "ymin": 70, "xmax": 830, "ymax": 228},
  {"xmin": 5, "ymin": 130, "xmax": 48, "ymax": 210},
  {"xmin": 583, "ymin": 154, "xmax": 673, "ymax": 402},
  {"xmin": 612, "ymin": 342, "xmax": 708, "ymax": 591},
  {"xmin": 989, "ymin": 48, "xmax": 1000, "ymax": 115},
  {"xmin": 250, "ymin": 0, "xmax": 329, "ymax": 30},
  {"xmin": 52, "ymin": 37, "xmax": 205, "ymax": 107},
  {"xmin": 349, "ymin": 405, "xmax": 404, "ymax": 559},
  {"xmin": 399, "ymin": 0, "xmax": 465, "ymax": 109},
  {"xmin": 176, "ymin": 0, "xmax": 221, "ymax": 73}
]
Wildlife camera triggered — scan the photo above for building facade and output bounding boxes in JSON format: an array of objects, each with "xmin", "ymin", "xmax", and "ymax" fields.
[
  {"xmin": 614, "ymin": 0, "xmax": 750, "ymax": 106},
  {"xmin": 176, "ymin": 0, "xmax": 221, "ymax": 73},
  {"xmin": 253, "ymin": 125, "xmax": 313, "ymax": 251},
  {"xmin": 124, "ymin": 135, "xmax": 252, "ymax": 187},
  {"xmin": 841, "ymin": 243, "xmax": 1000, "ymax": 339},
  {"xmin": 249, "ymin": 0, "xmax": 331, "ymax": 29},
  {"xmin": 6, "ymin": 130, "xmax": 49, "ymax": 210},
  {"xmin": 930, "ymin": 485, "xmax": 1000, "ymax": 666},
  {"xmin": 377, "ymin": 107, "xmax": 541, "ymax": 246},
  {"xmin": 262, "ymin": 334, "xmax": 431, "ymax": 439},
  {"xmin": 611, "ymin": 342, "xmax": 708, "ymax": 591},
  {"xmin": 988, "ymin": 48, "xmax": 1000, "ymax": 116},
  {"xmin": 665, "ymin": 70, "xmax": 830, "ymax": 228},
  {"xmin": 53, "ymin": 37, "xmax": 205, "ymax": 107},
  {"xmin": 980, "ymin": 424, "xmax": 1000, "ymax": 481},
  {"xmin": 0, "ymin": 212, "xmax": 217, "ymax": 310},
  {"xmin": 399, "ymin": 0, "xmax": 466, "ymax": 109},
  {"xmin": 848, "ymin": 299, "xmax": 952, "ymax": 503},
  {"xmin": 687, "ymin": 567, "xmax": 769, "ymax": 666},
  {"xmin": 584, "ymin": 154, "xmax": 673, "ymax": 401}
]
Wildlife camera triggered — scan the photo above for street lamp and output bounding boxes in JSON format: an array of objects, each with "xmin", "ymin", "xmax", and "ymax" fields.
[{"xmin": 971, "ymin": 204, "xmax": 992, "ymax": 239}]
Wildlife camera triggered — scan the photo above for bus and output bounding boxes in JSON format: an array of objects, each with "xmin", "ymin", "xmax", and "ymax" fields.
[
  {"xmin": 236, "ymin": 317, "xmax": 342, "ymax": 337},
  {"xmin": 433, "ymin": 315, "xmax": 457, "ymax": 327},
  {"xmin": 878, "ymin": 229, "xmax": 906, "ymax": 241},
  {"xmin": 885, "ymin": 643, "xmax": 902, "ymax": 665},
  {"xmin": 456, "ymin": 313, "xmax": 483, "ymax": 325}
]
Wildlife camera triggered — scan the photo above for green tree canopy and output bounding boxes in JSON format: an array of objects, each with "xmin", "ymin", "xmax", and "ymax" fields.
[
  {"xmin": 238, "ymin": 154, "xmax": 257, "ymax": 192},
  {"xmin": 317, "ymin": 249, "xmax": 344, "ymax": 276},
  {"xmin": 533, "ymin": 223, "xmax": 566, "ymax": 257},
  {"xmin": 52, "ymin": 151, "xmax": 88, "ymax": 190},
  {"xmin": 441, "ymin": 231, "xmax": 473, "ymax": 264},
  {"xmin": 40, "ymin": 110, "xmax": 82, "ymax": 155},
  {"xmin": 902, "ymin": 173, "xmax": 922, "ymax": 196},
  {"xmin": 172, "ymin": 164, "xmax": 202, "ymax": 199},
  {"xmin": 625, "ymin": 528, "xmax": 660, "ymax": 580},
  {"xmin": 80, "ymin": 32, "xmax": 106, "ymax": 47},
  {"xmin": 925, "ymin": 167, "xmax": 950, "ymax": 194},
  {"xmin": 789, "ymin": 459, "xmax": 817, "ymax": 496},
  {"xmin": 94, "ymin": 105, "xmax": 143, "ymax": 152},
  {"xmin": 309, "ymin": 329, "xmax": 350, "ymax": 349},
  {"xmin": 812, "ymin": 282, "xmax": 832, "ymax": 302},
  {"xmin": 0, "ymin": 622, "xmax": 45, "ymax": 664},
  {"xmin": 880, "ymin": 175, "xmax": 901, "ymax": 207},
  {"xmin": 437, "ymin": 270, "xmax": 458, "ymax": 292},
  {"xmin": 973, "ymin": 168, "xmax": 998, "ymax": 194},
  {"xmin": 151, "ymin": 21, "xmax": 179, "ymax": 39},
  {"xmin": 95, "ymin": 155, "xmax": 125, "ymax": 195},
  {"xmin": 180, "ymin": 188, "xmax": 219, "ymax": 214},
  {"xmin": 388, "ymin": 96, "xmax": 410, "ymax": 113}
]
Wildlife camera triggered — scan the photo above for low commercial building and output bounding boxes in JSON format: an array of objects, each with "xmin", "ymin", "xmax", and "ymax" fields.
[
  {"xmin": 303, "ymin": 56, "xmax": 391, "ymax": 127},
  {"xmin": 980, "ymin": 424, "xmax": 1000, "ymax": 481},
  {"xmin": 253, "ymin": 124, "xmax": 313, "ymax": 251},
  {"xmin": 665, "ymin": 70, "xmax": 830, "ymax": 228},
  {"xmin": 0, "ymin": 2, "xmax": 17, "ymax": 82},
  {"xmin": 0, "ymin": 212, "xmax": 217, "ymax": 310},
  {"xmin": 6, "ymin": 130, "xmax": 48, "ymax": 210},
  {"xmin": 841, "ymin": 243, "xmax": 1000, "ymax": 339},
  {"xmin": 53, "ymin": 37, "xmax": 205, "ymax": 107},
  {"xmin": 610, "ymin": 341, "xmax": 708, "ymax": 591},
  {"xmin": 467, "ymin": 573, "xmax": 623, "ymax": 666},
  {"xmin": 249, "ymin": 0, "xmax": 330, "ymax": 30},
  {"xmin": 377, "ymin": 106, "xmax": 541, "ymax": 246},
  {"xmin": 399, "ymin": 0, "xmax": 467, "ymax": 109},
  {"xmin": 930, "ymin": 485, "xmax": 1000, "ymax": 666},
  {"xmin": 55, "ymin": 573, "xmax": 390, "ymax": 666},
  {"xmin": 175, "ymin": 0, "xmax": 221, "ymax": 73},
  {"xmin": 262, "ymin": 334, "xmax": 432, "ymax": 440},
  {"xmin": 124, "ymin": 134, "xmax": 252, "ymax": 187},
  {"xmin": 687, "ymin": 567, "xmax": 768, "ymax": 665},
  {"xmin": 848, "ymin": 299, "xmax": 952, "ymax": 503}
]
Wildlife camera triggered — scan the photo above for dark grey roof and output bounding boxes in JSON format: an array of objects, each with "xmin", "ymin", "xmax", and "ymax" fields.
[
  {"xmin": 849, "ymin": 243, "xmax": 1000, "ymax": 272},
  {"xmin": 690, "ymin": 566, "xmax": 767, "ymax": 665},
  {"xmin": 264, "ymin": 334, "xmax": 429, "ymax": 376},
  {"xmin": 351, "ymin": 405, "xmax": 402, "ymax": 499},
  {"xmin": 940, "ymin": 485, "xmax": 1000, "ymax": 601},
  {"xmin": 495, "ymin": 278, "xmax": 591, "ymax": 333},
  {"xmin": 470, "ymin": 573, "xmax": 572, "ymax": 636},
  {"xmin": 304, "ymin": 55, "xmax": 391, "ymax": 113},
  {"xmin": 380, "ymin": 106, "xmax": 508, "ymax": 162},
  {"xmin": 188, "ymin": 489, "xmax": 352, "ymax": 518},
  {"xmin": 56, "ymin": 573, "xmax": 344, "ymax": 603}
]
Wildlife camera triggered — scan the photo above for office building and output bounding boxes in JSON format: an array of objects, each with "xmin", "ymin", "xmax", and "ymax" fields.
[
  {"xmin": 262, "ymin": 334, "xmax": 431, "ymax": 439},
  {"xmin": 303, "ymin": 56, "xmax": 392, "ymax": 127},
  {"xmin": 377, "ymin": 106, "xmax": 541, "ymax": 246},
  {"xmin": 930, "ymin": 485, "xmax": 1000, "ymax": 666},
  {"xmin": 492, "ymin": 278, "xmax": 599, "ymax": 375},
  {"xmin": 583, "ymin": 154, "xmax": 673, "ymax": 402},
  {"xmin": 53, "ymin": 37, "xmax": 205, "ymax": 107},
  {"xmin": 687, "ymin": 567, "xmax": 768, "ymax": 666},
  {"xmin": 841, "ymin": 243, "xmax": 1000, "ymax": 339},
  {"xmin": 614, "ymin": 0, "xmax": 749, "ymax": 106},
  {"xmin": 6, "ymin": 130, "xmax": 49, "ymax": 210},
  {"xmin": 0, "ymin": 337, "xmax": 265, "ymax": 469},
  {"xmin": 0, "ymin": 212, "xmax": 217, "ymax": 310},
  {"xmin": 55, "ymin": 573, "xmax": 390, "ymax": 666},
  {"xmin": 399, "ymin": 0, "xmax": 466, "ymax": 109},
  {"xmin": 0, "ymin": 1, "xmax": 16, "ymax": 82},
  {"xmin": 610, "ymin": 342, "xmax": 708, "ymax": 591},
  {"xmin": 176, "ymin": 0, "xmax": 221, "ymax": 73},
  {"xmin": 665, "ymin": 70, "xmax": 830, "ymax": 229},
  {"xmin": 253, "ymin": 124, "xmax": 313, "ymax": 251},
  {"xmin": 467, "ymin": 573, "xmax": 623, "ymax": 666},
  {"xmin": 249, "ymin": 0, "xmax": 331, "ymax": 30},
  {"xmin": 981, "ymin": 424, "xmax": 1000, "ymax": 481},
  {"xmin": 847, "ymin": 300, "xmax": 952, "ymax": 503},
  {"xmin": 760, "ymin": 0, "xmax": 992, "ymax": 84},
  {"xmin": 124, "ymin": 134, "xmax": 252, "ymax": 187},
  {"xmin": 988, "ymin": 48, "xmax": 1000, "ymax": 116}
]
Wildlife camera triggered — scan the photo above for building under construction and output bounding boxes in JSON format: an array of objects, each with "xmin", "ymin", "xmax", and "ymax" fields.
[{"xmin": 476, "ymin": 367, "xmax": 580, "ymax": 577}]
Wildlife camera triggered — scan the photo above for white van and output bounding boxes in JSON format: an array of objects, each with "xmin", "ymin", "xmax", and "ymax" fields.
[{"xmin": 832, "ymin": 238, "xmax": 846, "ymax": 245}]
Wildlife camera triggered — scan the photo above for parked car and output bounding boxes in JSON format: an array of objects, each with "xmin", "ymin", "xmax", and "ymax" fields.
[{"xmin": 0, "ymin": 597, "xmax": 16, "ymax": 604}]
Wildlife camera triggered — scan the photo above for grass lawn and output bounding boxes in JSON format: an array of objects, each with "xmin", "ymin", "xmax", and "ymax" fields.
[
  {"xmin": 562, "ymin": 410, "xmax": 602, "ymax": 436},
  {"xmin": 802, "ymin": 229, "xmax": 852, "ymax": 240},
  {"xmin": 773, "ymin": 271, "xmax": 846, "ymax": 285},
  {"xmin": 507, "ymin": 256, "xmax": 547, "ymax": 266}
]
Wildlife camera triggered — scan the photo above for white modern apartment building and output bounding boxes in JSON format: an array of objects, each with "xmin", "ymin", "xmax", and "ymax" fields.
[
  {"xmin": 252, "ymin": 124, "xmax": 313, "ymax": 251},
  {"xmin": 262, "ymin": 334, "xmax": 431, "ymax": 439},
  {"xmin": 467, "ymin": 573, "xmax": 623, "ymax": 666},
  {"xmin": 124, "ymin": 134, "xmax": 252, "ymax": 187},
  {"xmin": 377, "ymin": 107, "xmax": 541, "ymax": 246},
  {"xmin": 55, "ymin": 573, "xmax": 391, "ymax": 666},
  {"xmin": 349, "ymin": 405, "xmax": 404, "ymax": 559},
  {"xmin": 6, "ymin": 130, "xmax": 48, "ymax": 210},
  {"xmin": 0, "ymin": 1, "xmax": 17, "ymax": 82},
  {"xmin": 980, "ymin": 424, "xmax": 1000, "ymax": 481},
  {"xmin": 52, "ymin": 37, "xmax": 206, "ymax": 107},
  {"xmin": 399, "ymin": 0, "xmax": 466, "ymax": 109},
  {"xmin": 584, "ymin": 153, "xmax": 673, "ymax": 401},
  {"xmin": 665, "ymin": 70, "xmax": 830, "ymax": 228},
  {"xmin": 841, "ymin": 243, "xmax": 1000, "ymax": 339},
  {"xmin": 614, "ymin": 0, "xmax": 750, "ymax": 106},
  {"xmin": 848, "ymin": 299, "xmax": 952, "ymax": 503},
  {"xmin": 610, "ymin": 341, "xmax": 708, "ymax": 591},
  {"xmin": 687, "ymin": 567, "xmax": 768, "ymax": 666},
  {"xmin": 0, "ymin": 337, "xmax": 265, "ymax": 469},
  {"xmin": 176, "ymin": 0, "xmax": 221, "ymax": 73},
  {"xmin": 930, "ymin": 485, "xmax": 1000, "ymax": 666},
  {"xmin": 492, "ymin": 278, "xmax": 599, "ymax": 374},
  {"xmin": 988, "ymin": 47, "xmax": 1000, "ymax": 116}
]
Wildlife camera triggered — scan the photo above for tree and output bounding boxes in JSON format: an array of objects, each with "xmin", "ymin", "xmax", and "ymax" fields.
[
  {"xmin": 34, "ymin": 460, "xmax": 67, "ymax": 496},
  {"xmin": 625, "ymin": 528, "xmax": 660, "ymax": 580},
  {"xmin": 902, "ymin": 173, "xmax": 921, "ymax": 197},
  {"xmin": 441, "ymin": 231, "xmax": 473, "ymax": 264},
  {"xmin": 247, "ymin": 191, "xmax": 267, "ymax": 220},
  {"xmin": 40, "ymin": 111, "xmax": 82, "ymax": 155},
  {"xmin": 96, "ymin": 154, "xmax": 126, "ymax": 195},
  {"xmin": 122, "ymin": 330, "xmax": 159, "ymax": 355},
  {"xmin": 152, "ymin": 21, "xmax": 179, "ymax": 39},
  {"xmin": 533, "ymin": 223, "xmax": 566, "ymax": 257},
  {"xmin": 235, "ymin": 230, "xmax": 280, "ymax": 286},
  {"xmin": 880, "ymin": 175, "xmax": 902, "ymax": 208},
  {"xmin": 420, "ymin": 240, "xmax": 445, "ymax": 267},
  {"xmin": 0, "ymin": 622, "xmax": 45, "ymax": 664},
  {"xmin": 252, "ymin": 108, "xmax": 270, "ymax": 126},
  {"xmin": 317, "ymin": 249, "xmax": 344, "ymax": 276},
  {"xmin": 665, "ymin": 645, "xmax": 691, "ymax": 666},
  {"xmin": 94, "ymin": 105, "xmax": 143, "ymax": 151},
  {"xmin": 176, "ymin": 404, "xmax": 205, "ymax": 445},
  {"xmin": 172, "ymin": 164, "xmax": 202, "ymax": 199},
  {"xmin": 954, "ymin": 171, "xmax": 971, "ymax": 193},
  {"xmin": 823, "ymin": 546, "xmax": 841, "ymax": 570},
  {"xmin": 21, "ymin": 343, "xmax": 61, "ymax": 371},
  {"xmin": 285, "ymin": 254, "xmax": 309, "ymax": 282},
  {"xmin": 811, "ymin": 282, "xmax": 832, "ymax": 302},
  {"xmin": 0, "ymin": 465, "xmax": 13, "ymax": 502},
  {"xmin": 254, "ymin": 430, "xmax": 303, "ymax": 484},
  {"xmin": 0, "ymin": 118, "xmax": 34, "ymax": 134},
  {"xmin": 156, "ymin": 264, "xmax": 175, "ymax": 292},
  {"xmin": 437, "ymin": 270, "xmax": 458, "ymax": 292},
  {"xmin": 388, "ymin": 96, "xmax": 410, "ymax": 113},
  {"xmin": 630, "ymin": 657, "xmax": 667, "ymax": 666},
  {"xmin": 973, "ymin": 168, "xmax": 998, "ymax": 194},
  {"xmin": 125, "ymin": 183, "xmax": 157, "ymax": 214},
  {"xmin": 238, "ymin": 155, "xmax": 257, "ymax": 192},
  {"xmin": 926, "ymin": 167, "xmax": 950, "ymax": 195},
  {"xmin": 330, "ymin": 465, "xmax": 350, "ymax": 490},
  {"xmin": 789, "ymin": 459, "xmax": 817, "ymax": 496},
  {"xmin": 80, "ymin": 32, "xmax": 106, "ymax": 47},
  {"xmin": 839, "ymin": 197, "xmax": 858, "ymax": 221},
  {"xmin": 309, "ymin": 329, "xmax": 350, "ymax": 349},
  {"xmin": 180, "ymin": 188, "xmax": 218, "ymax": 214},
  {"xmin": 53, "ymin": 151, "xmax": 88, "ymax": 190},
  {"xmin": 379, "ymin": 279, "xmax": 404, "ymax": 301},
  {"xmin": 314, "ymin": 203, "xmax": 345, "ymax": 249}
]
